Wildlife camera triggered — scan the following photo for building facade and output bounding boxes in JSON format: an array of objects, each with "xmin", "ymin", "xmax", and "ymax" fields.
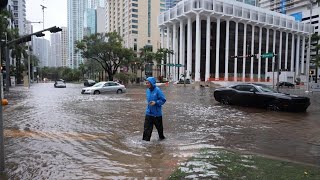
[
  {"xmin": 85, "ymin": 8, "xmax": 97, "ymax": 35},
  {"xmin": 8, "ymin": 0, "xmax": 26, "ymax": 35},
  {"xmin": 61, "ymin": 27, "xmax": 68, "ymax": 67},
  {"xmin": 33, "ymin": 37, "xmax": 50, "ymax": 67},
  {"xmin": 67, "ymin": 0, "xmax": 87, "ymax": 69},
  {"xmin": 49, "ymin": 33, "xmax": 62, "ymax": 67},
  {"xmin": 106, "ymin": 0, "xmax": 163, "ymax": 52},
  {"xmin": 158, "ymin": 0, "xmax": 311, "ymax": 82},
  {"xmin": 96, "ymin": 7, "xmax": 106, "ymax": 33}
]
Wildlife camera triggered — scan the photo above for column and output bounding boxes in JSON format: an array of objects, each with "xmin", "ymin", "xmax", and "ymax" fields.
[
  {"xmin": 242, "ymin": 23, "xmax": 247, "ymax": 81},
  {"xmin": 265, "ymin": 28, "xmax": 269, "ymax": 81},
  {"xmin": 205, "ymin": 16, "xmax": 211, "ymax": 81},
  {"xmin": 250, "ymin": 25, "xmax": 254, "ymax": 80},
  {"xmin": 179, "ymin": 20, "xmax": 185, "ymax": 79},
  {"xmin": 224, "ymin": 19, "xmax": 230, "ymax": 81},
  {"xmin": 285, "ymin": 32, "xmax": 289, "ymax": 70},
  {"xmin": 173, "ymin": 23, "xmax": 177, "ymax": 81},
  {"xmin": 215, "ymin": 18, "xmax": 220, "ymax": 80},
  {"xmin": 187, "ymin": 17, "xmax": 192, "ymax": 79},
  {"xmin": 291, "ymin": 34, "xmax": 295, "ymax": 72},
  {"xmin": 166, "ymin": 26, "xmax": 171, "ymax": 78},
  {"xmin": 279, "ymin": 31, "xmax": 282, "ymax": 70},
  {"xmin": 295, "ymin": 35, "xmax": 300, "ymax": 76},
  {"xmin": 195, "ymin": 13, "xmax": 201, "ymax": 81},
  {"xmin": 258, "ymin": 26, "xmax": 262, "ymax": 81},
  {"xmin": 301, "ymin": 36, "xmax": 305, "ymax": 74},
  {"xmin": 160, "ymin": 27, "xmax": 164, "ymax": 76},
  {"xmin": 234, "ymin": 21, "xmax": 238, "ymax": 81}
]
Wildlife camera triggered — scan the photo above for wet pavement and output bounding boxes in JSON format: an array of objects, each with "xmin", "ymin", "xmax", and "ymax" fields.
[{"xmin": 2, "ymin": 83, "xmax": 320, "ymax": 179}]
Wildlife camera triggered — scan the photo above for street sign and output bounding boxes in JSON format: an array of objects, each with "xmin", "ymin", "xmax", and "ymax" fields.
[
  {"xmin": 175, "ymin": 64, "xmax": 184, "ymax": 67},
  {"xmin": 261, "ymin": 53, "xmax": 274, "ymax": 58}
]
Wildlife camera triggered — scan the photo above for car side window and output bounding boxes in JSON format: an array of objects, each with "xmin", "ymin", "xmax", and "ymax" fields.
[
  {"xmin": 236, "ymin": 85, "xmax": 257, "ymax": 92},
  {"xmin": 103, "ymin": 83, "xmax": 109, "ymax": 87}
]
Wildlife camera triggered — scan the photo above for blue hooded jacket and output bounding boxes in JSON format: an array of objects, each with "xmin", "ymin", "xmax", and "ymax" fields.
[{"xmin": 145, "ymin": 77, "xmax": 166, "ymax": 117}]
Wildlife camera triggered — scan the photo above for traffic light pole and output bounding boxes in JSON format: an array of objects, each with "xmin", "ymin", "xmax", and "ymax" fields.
[{"xmin": 5, "ymin": 26, "xmax": 62, "ymax": 92}]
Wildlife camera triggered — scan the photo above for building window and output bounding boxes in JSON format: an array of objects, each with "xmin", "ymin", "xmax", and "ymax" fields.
[
  {"xmin": 134, "ymin": 38, "xmax": 137, "ymax": 42},
  {"xmin": 132, "ymin": 14, "xmax": 138, "ymax": 18},
  {"xmin": 132, "ymin": 19, "xmax": 138, "ymax": 23},
  {"xmin": 132, "ymin": 30, "xmax": 138, "ymax": 34},
  {"xmin": 132, "ymin": 9, "xmax": 138, "ymax": 12},
  {"xmin": 132, "ymin": 3, "xmax": 138, "ymax": 7},
  {"xmin": 132, "ymin": 25, "xmax": 138, "ymax": 29},
  {"xmin": 134, "ymin": 43, "xmax": 137, "ymax": 51}
]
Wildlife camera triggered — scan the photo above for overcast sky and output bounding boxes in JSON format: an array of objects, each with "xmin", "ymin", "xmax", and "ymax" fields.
[{"xmin": 26, "ymin": 0, "xmax": 67, "ymax": 38}]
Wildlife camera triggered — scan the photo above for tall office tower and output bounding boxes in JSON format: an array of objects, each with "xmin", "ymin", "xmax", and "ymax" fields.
[
  {"xmin": 84, "ymin": 8, "xmax": 97, "ymax": 36},
  {"xmin": 96, "ymin": 7, "xmax": 106, "ymax": 33},
  {"xmin": 61, "ymin": 27, "xmax": 68, "ymax": 67},
  {"xmin": 50, "ymin": 33, "xmax": 62, "ymax": 67},
  {"xmin": 67, "ymin": 0, "xmax": 87, "ymax": 69},
  {"xmin": 106, "ymin": 0, "xmax": 162, "ymax": 52},
  {"xmin": 8, "ymin": 0, "xmax": 26, "ymax": 35},
  {"xmin": 33, "ymin": 37, "xmax": 50, "ymax": 67}
]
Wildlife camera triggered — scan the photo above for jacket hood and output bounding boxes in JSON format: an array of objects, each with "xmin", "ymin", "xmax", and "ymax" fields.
[{"xmin": 147, "ymin": 77, "xmax": 157, "ymax": 88}]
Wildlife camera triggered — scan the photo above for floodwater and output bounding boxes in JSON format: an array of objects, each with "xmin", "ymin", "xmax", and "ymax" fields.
[{"xmin": 2, "ymin": 83, "xmax": 320, "ymax": 179}]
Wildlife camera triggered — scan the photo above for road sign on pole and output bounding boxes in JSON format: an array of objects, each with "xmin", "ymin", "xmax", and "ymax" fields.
[{"xmin": 261, "ymin": 53, "xmax": 274, "ymax": 58}]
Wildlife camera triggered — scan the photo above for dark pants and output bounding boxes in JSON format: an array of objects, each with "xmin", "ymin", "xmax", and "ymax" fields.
[{"xmin": 142, "ymin": 115, "xmax": 165, "ymax": 141}]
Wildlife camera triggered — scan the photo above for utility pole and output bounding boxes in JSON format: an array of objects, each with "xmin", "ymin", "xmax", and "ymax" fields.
[{"xmin": 40, "ymin": 4, "xmax": 47, "ymax": 29}]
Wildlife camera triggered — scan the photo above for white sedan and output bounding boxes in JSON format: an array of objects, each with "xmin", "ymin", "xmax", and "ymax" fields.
[{"xmin": 81, "ymin": 81, "xmax": 126, "ymax": 94}]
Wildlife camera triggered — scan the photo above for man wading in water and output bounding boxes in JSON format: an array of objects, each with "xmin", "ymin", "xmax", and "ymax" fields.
[{"xmin": 142, "ymin": 77, "xmax": 166, "ymax": 141}]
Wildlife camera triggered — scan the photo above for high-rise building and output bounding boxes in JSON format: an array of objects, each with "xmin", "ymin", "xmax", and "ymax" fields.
[
  {"xmin": 106, "ymin": 0, "xmax": 162, "ymax": 52},
  {"xmin": 8, "ymin": 0, "xmax": 26, "ymax": 35},
  {"xmin": 61, "ymin": 27, "xmax": 68, "ymax": 67},
  {"xmin": 50, "ymin": 33, "xmax": 62, "ymax": 67},
  {"xmin": 67, "ymin": 0, "xmax": 87, "ymax": 69},
  {"xmin": 85, "ymin": 8, "xmax": 97, "ymax": 35},
  {"xmin": 96, "ymin": 7, "xmax": 106, "ymax": 33},
  {"xmin": 33, "ymin": 37, "xmax": 50, "ymax": 67}
]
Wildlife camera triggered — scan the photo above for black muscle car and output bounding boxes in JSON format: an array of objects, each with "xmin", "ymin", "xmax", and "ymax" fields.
[{"xmin": 214, "ymin": 83, "xmax": 310, "ymax": 112}]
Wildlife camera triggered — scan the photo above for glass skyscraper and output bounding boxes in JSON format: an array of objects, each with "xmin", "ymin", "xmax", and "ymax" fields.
[{"xmin": 67, "ymin": 0, "xmax": 87, "ymax": 69}]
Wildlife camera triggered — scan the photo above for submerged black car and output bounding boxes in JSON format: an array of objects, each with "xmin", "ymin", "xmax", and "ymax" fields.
[{"xmin": 214, "ymin": 83, "xmax": 310, "ymax": 112}]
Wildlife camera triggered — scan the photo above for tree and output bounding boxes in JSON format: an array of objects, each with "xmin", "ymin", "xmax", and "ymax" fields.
[
  {"xmin": 155, "ymin": 48, "xmax": 174, "ymax": 78},
  {"xmin": 76, "ymin": 32, "xmax": 135, "ymax": 81}
]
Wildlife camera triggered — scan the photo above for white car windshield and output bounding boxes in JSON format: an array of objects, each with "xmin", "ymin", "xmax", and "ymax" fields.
[
  {"xmin": 57, "ymin": 81, "xmax": 64, "ymax": 84},
  {"xmin": 92, "ymin": 82, "xmax": 104, "ymax": 87}
]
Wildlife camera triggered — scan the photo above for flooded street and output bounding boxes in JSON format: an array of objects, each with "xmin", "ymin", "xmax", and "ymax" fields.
[{"xmin": 2, "ymin": 83, "xmax": 320, "ymax": 179}]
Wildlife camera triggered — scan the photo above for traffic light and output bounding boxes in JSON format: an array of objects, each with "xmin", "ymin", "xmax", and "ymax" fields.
[
  {"xmin": 35, "ymin": 32, "xmax": 45, "ymax": 37},
  {"xmin": 49, "ymin": 26, "xmax": 62, "ymax": 33},
  {"xmin": 0, "ymin": 0, "xmax": 8, "ymax": 9}
]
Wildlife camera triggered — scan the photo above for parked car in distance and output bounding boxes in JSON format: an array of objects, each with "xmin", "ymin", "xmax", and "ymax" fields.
[
  {"xmin": 177, "ymin": 79, "xmax": 191, "ymax": 84},
  {"xmin": 54, "ymin": 80, "xmax": 66, "ymax": 88},
  {"xmin": 84, "ymin": 79, "xmax": 96, "ymax": 87},
  {"xmin": 81, "ymin": 81, "xmax": 126, "ymax": 94},
  {"xmin": 277, "ymin": 81, "xmax": 295, "ymax": 88},
  {"xmin": 214, "ymin": 83, "xmax": 310, "ymax": 112}
]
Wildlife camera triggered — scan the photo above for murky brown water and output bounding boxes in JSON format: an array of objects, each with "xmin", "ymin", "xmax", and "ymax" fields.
[{"xmin": 2, "ymin": 83, "xmax": 320, "ymax": 179}]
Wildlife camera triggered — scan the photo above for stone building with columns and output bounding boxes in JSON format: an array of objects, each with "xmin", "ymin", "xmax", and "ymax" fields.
[{"xmin": 158, "ymin": 0, "xmax": 312, "ymax": 83}]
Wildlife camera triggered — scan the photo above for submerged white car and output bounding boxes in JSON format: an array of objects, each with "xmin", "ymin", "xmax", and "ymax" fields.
[{"xmin": 81, "ymin": 81, "xmax": 126, "ymax": 94}]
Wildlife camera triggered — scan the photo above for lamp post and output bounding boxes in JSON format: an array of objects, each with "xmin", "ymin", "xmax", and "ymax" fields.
[{"xmin": 306, "ymin": 0, "xmax": 313, "ymax": 93}]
